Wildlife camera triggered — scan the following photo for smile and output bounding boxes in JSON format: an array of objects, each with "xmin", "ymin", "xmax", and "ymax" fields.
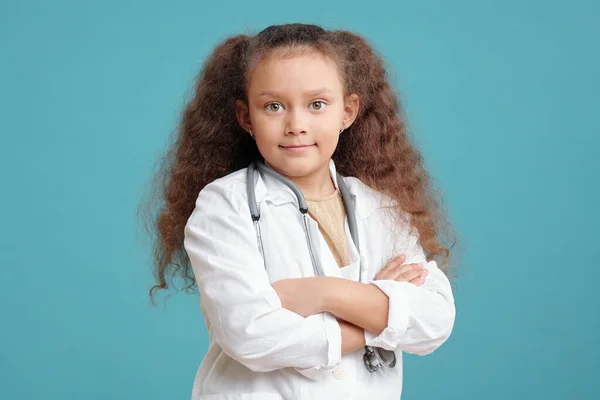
[{"xmin": 279, "ymin": 144, "xmax": 316, "ymax": 153}]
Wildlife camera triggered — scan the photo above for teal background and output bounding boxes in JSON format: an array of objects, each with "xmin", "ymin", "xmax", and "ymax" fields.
[{"xmin": 1, "ymin": 0, "xmax": 598, "ymax": 398}]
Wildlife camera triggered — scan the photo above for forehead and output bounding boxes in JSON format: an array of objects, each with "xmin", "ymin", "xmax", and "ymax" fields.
[{"xmin": 247, "ymin": 50, "xmax": 344, "ymax": 96}]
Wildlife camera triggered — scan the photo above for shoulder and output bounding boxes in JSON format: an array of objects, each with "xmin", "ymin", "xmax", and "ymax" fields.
[{"xmin": 189, "ymin": 168, "xmax": 251, "ymax": 218}]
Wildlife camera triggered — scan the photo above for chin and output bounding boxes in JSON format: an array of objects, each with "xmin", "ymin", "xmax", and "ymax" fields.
[{"xmin": 271, "ymin": 158, "xmax": 321, "ymax": 178}]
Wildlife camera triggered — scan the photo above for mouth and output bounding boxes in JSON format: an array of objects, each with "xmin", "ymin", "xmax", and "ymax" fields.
[{"xmin": 279, "ymin": 144, "xmax": 316, "ymax": 153}]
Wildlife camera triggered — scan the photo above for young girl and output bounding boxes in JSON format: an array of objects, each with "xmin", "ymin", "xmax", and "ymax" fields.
[{"xmin": 146, "ymin": 23, "xmax": 456, "ymax": 399}]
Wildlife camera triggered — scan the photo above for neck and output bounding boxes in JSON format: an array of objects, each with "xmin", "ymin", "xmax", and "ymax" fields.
[
  {"xmin": 271, "ymin": 163, "xmax": 336, "ymax": 199},
  {"xmin": 293, "ymin": 173, "xmax": 336, "ymax": 199}
]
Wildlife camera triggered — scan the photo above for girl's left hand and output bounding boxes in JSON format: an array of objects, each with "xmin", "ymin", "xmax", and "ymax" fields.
[
  {"xmin": 272, "ymin": 277, "xmax": 326, "ymax": 317},
  {"xmin": 375, "ymin": 254, "xmax": 428, "ymax": 285}
]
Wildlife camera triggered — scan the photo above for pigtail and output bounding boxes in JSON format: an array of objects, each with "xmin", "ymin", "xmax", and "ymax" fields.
[
  {"xmin": 144, "ymin": 35, "xmax": 260, "ymax": 303},
  {"xmin": 183, "ymin": 34, "xmax": 259, "ymax": 178},
  {"xmin": 331, "ymin": 31, "xmax": 453, "ymax": 269}
]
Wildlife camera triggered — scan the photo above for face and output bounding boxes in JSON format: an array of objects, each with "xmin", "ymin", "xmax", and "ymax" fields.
[{"xmin": 236, "ymin": 49, "xmax": 358, "ymax": 181}]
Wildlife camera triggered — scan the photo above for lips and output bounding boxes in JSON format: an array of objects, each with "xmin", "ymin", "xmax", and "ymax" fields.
[
  {"xmin": 280, "ymin": 144, "xmax": 314, "ymax": 149},
  {"xmin": 280, "ymin": 144, "xmax": 316, "ymax": 153}
]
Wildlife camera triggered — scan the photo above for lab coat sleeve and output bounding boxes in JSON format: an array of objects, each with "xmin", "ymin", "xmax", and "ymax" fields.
[
  {"xmin": 364, "ymin": 229, "xmax": 456, "ymax": 355},
  {"xmin": 184, "ymin": 183, "xmax": 342, "ymax": 378}
]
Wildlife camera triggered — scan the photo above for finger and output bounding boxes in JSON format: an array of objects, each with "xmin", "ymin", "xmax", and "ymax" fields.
[
  {"xmin": 383, "ymin": 263, "xmax": 418, "ymax": 281},
  {"xmin": 410, "ymin": 276, "xmax": 426, "ymax": 286},
  {"xmin": 396, "ymin": 269, "xmax": 423, "ymax": 283},
  {"xmin": 394, "ymin": 267, "xmax": 423, "ymax": 282},
  {"xmin": 374, "ymin": 254, "xmax": 406, "ymax": 280},
  {"xmin": 382, "ymin": 254, "xmax": 406, "ymax": 274},
  {"xmin": 386, "ymin": 264, "xmax": 423, "ymax": 280},
  {"xmin": 409, "ymin": 269, "xmax": 429, "ymax": 286}
]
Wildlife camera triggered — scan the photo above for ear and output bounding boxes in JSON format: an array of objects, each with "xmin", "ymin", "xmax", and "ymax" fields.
[
  {"xmin": 235, "ymin": 99, "xmax": 252, "ymax": 132},
  {"xmin": 342, "ymin": 94, "xmax": 359, "ymax": 129}
]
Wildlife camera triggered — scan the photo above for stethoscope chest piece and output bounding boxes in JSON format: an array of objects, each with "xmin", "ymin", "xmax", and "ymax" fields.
[{"xmin": 363, "ymin": 346, "xmax": 397, "ymax": 373}]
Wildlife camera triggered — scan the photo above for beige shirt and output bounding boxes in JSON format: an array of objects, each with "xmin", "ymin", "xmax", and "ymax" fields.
[{"xmin": 305, "ymin": 190, "xmax": 351, "ymax": 268}]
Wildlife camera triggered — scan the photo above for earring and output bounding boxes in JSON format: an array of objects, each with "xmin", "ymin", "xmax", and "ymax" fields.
[
  {"xmin": 248, "ymin": 128, "xmax": 255, "ymax": 140},
  {"xmin": 339, "ymin": 124, "xmax": 345, "ymax": 134}
]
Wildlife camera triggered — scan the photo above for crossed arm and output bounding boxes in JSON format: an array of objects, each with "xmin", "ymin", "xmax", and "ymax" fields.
[
  {"xmin": 185, "ymin": 194, "xmax": 453, "ymax": 376},
  {"xmin": 272, "ymin": 254, "xmax": 428, "ymax": 355}
]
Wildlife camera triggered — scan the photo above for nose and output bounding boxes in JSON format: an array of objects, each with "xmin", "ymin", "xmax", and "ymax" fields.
[{"xmin": 285, "ymin": 109, "xmax": 308, "ymax": 136}]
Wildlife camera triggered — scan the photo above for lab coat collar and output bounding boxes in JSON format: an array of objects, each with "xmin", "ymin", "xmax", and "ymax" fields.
[{"xmin": 253, "ymin": 159, "xmax": 384, "ymax": 221}]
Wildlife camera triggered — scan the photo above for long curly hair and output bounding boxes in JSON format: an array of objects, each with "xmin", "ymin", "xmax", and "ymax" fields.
[{"xmin": 138, "ymin": 23, "xmax": 455, "ymax": 304}]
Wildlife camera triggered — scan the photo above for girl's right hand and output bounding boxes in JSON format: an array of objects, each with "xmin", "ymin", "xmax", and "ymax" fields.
[{"xmin": 374, "ymin": 254, "xmax": 428, "ymax": 286}]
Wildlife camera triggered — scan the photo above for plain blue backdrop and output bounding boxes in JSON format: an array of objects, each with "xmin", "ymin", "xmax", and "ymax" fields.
[{"xmin": 1, "ymin": 0, "xmax": 598, "ymax": 398}]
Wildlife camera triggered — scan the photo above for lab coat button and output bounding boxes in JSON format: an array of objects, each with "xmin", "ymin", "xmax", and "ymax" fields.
[{"xmin": 332, "ymin": 366, "xmax": 345, "ymax": 380}]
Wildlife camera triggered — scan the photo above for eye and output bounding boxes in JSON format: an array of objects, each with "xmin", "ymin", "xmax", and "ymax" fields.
[
  {"xmin": 309, "ymin": 101, "xmax": 327, "ymax": 111},
  {"xmin": 265, "ymin": 103, "xmax": 284, "ymax": 112}
]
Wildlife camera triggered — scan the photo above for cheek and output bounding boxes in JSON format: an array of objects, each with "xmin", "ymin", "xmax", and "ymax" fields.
[
  {"xmin": 255, "ymin": 135, "xmax": 278, "ymax": 153},
  {"xmin": 320, "ymin": 107, "xmax": 344, "ymax": 130},
  {"xmin": 316, "ymin": 116, "xmax": 343, "ymax": 142},
  {"xmin": 322, "ymin": 134, "xmax": 340, "ymax": 150},
  {"xmin": 253, "ymin": 128, "xmax": 282, "ymax": 156},
  {"xmin": 251, "ymin": 116, "xmax": 281, "ymax": 143},
  {"xmin": 314, "ymin": 129, "xmax": 341, "ymax": 154}
]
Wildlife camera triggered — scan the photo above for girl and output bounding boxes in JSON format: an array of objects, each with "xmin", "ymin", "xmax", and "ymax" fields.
[{"xmin": 145, "ymin": 23, "xmax": 456, "ymax": 399}]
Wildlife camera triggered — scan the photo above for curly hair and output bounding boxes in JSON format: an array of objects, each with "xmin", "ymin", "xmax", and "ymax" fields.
[{"xmin": 138, "ymin": 23, "xmax": 455, "ymax": 304}]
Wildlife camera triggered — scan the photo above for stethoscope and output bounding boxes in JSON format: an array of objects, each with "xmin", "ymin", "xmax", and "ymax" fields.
[{"xmin": 246, "ymin": 160, "xmax": 396, "ymax": 373}]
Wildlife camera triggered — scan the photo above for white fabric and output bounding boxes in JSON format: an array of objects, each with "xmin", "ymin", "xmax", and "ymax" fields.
[{"xmin": 183, "ymin": 160, "xmax": 456, "ymax": 400}]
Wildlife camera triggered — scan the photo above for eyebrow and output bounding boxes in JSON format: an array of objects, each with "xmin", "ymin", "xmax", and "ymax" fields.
[{"xmin": 257, "ymin": 87, "xmax": 333, "ymax": 98}]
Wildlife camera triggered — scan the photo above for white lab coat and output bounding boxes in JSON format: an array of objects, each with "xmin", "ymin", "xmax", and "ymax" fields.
[{"xmin": 183, "ymin": 160, "xmax": 456, "ymax": 400}]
